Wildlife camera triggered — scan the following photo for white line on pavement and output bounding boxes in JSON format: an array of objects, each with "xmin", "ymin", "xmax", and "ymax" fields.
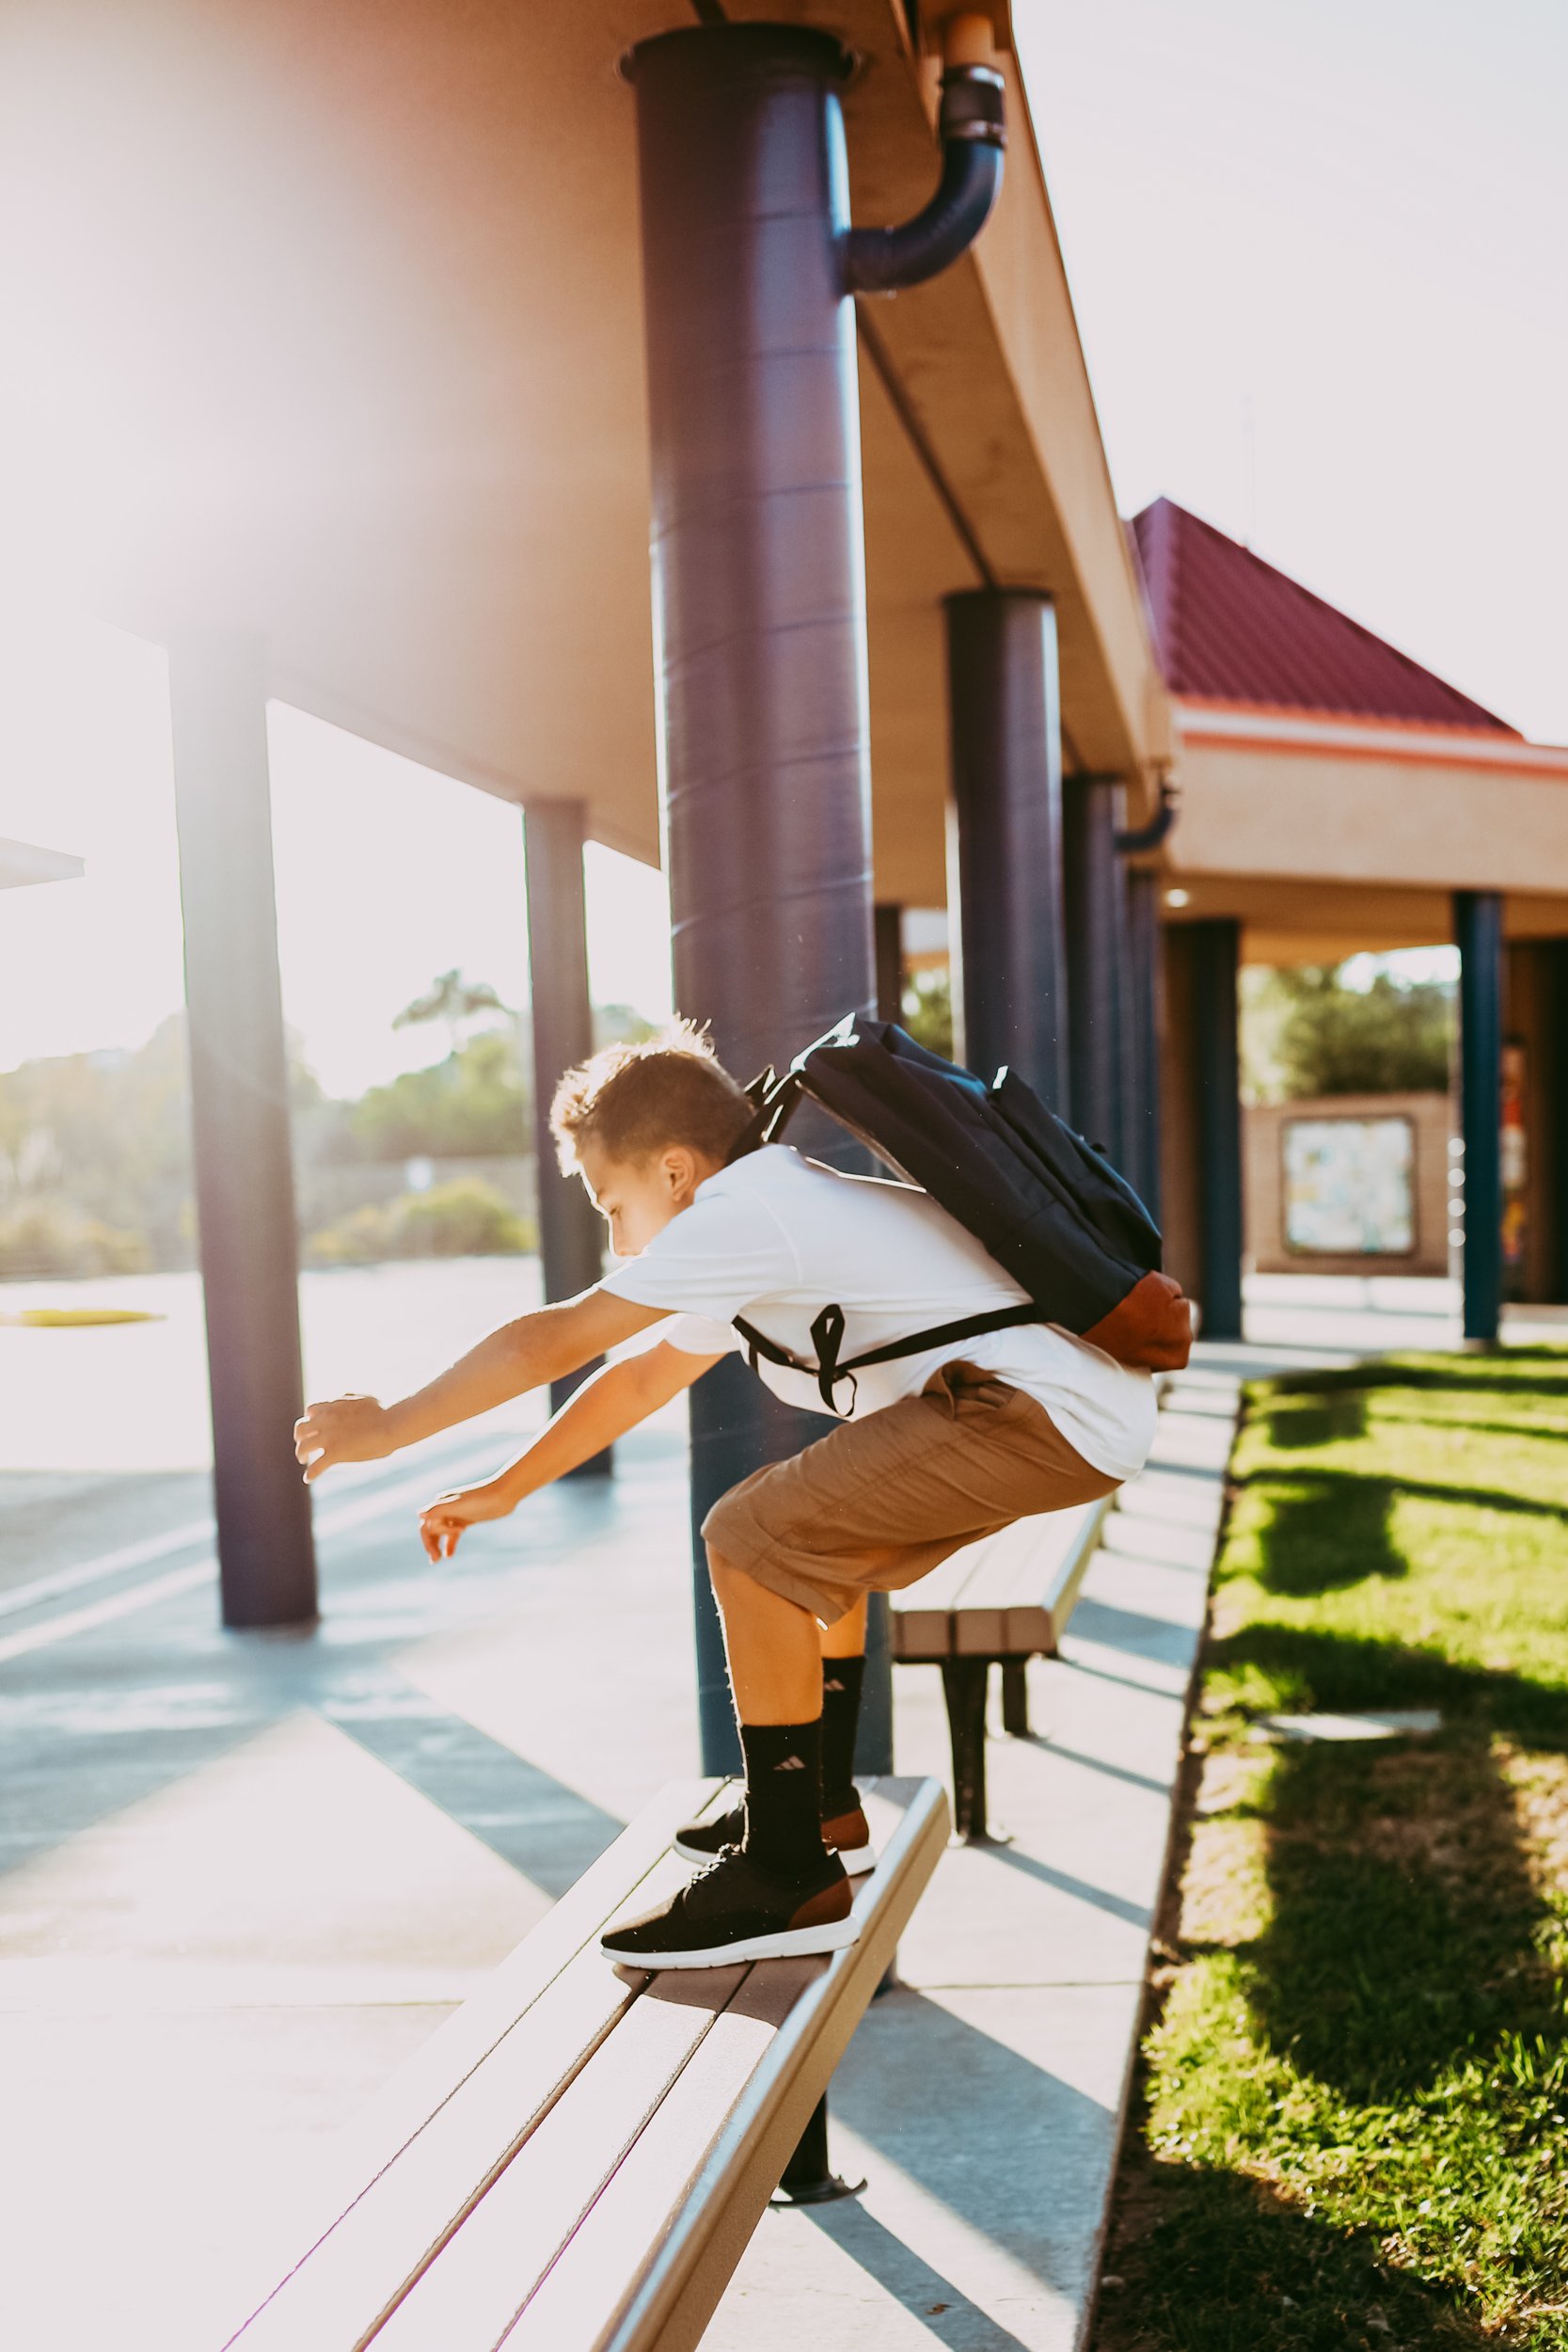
[
  {"xmin": 0, "ymin": 1438, "xmax": 515, "ymax": 1666},
  {"xmin": 0, "ymin": 1518, "xmax": 215, "ymax": 1622}
]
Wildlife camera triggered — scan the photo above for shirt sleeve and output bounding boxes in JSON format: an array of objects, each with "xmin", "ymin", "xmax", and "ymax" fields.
[
  {"xmin": 597, "ymin": 1180, "xmax": 797, "ymax": 1323},
  {"xmin": 659, "ymin": 1313, "xmax": 744, "ymax": 1359}
]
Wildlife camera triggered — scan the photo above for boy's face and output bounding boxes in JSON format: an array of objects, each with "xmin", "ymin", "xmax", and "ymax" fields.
[{"xmin": 578, "ymin": 1140, "xmax": 718, "ymax": 1258}]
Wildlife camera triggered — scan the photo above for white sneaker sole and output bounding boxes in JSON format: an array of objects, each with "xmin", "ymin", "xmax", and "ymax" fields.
[
  {"xmin": 672, "ymin": 1833, "xmax": 878, "ymax": 1878},
  {"xmin": 599, "ymin": 1914, "xmax": 861, "ymax": 1971}
]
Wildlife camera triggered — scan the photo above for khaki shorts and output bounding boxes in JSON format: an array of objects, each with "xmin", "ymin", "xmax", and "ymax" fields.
[{"xmin": 701, "ymin": 1359, "xmax": 1121, "ymax": 1627}]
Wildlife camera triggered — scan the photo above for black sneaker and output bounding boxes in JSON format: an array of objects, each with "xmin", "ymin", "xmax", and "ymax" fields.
[
  {"xmin": 674, "ymin": 1793, "xmax": 879, "ymax": 1877},
  {"xmin": 599, "ymin": 1846, "xmax": 858, "ymax": 1970}
]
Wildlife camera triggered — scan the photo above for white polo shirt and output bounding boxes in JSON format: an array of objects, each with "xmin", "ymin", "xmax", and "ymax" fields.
[{"xmin": 598, "ymin": 1144, "xmax": 1157, "ymax": 1483}]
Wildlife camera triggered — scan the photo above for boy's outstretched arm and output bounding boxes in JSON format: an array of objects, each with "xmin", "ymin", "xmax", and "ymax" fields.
[
  {"xmin": 293, "ymin": 1288, "xmax": 669, "ymax": 1481},
  {"xmin": 419, "ymin": 1339, "xmax": 721, "ymax": 1560}
]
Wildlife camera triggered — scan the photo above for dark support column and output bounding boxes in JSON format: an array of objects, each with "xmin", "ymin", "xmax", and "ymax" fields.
[
  {"xmin": 1062, "ymin": 775, "xmax": 1122, "ymax": 1155},
  {"xmin": 524, "ymin": 801, "xmax": 610, "ymax": 1468},
  {"xmin": 1188, "ymin": 918, "xmax": 1243, "ymax": 1343},
  {"xmin": 168, "ymin": 632, "xmax": 316, "ymax": 1629},
  {"xmin": 944, "ymin": 591, "xmax": 1070, "ymax": 1109},
  {"xmin": 1545, "ymin": 941, "xmax": 1568, "ymax": 1303},
  {"xmin": 1456, "ymin": 889, "xmax": 1504, "ymax": 1343},
  {"xmin": 1123, "ymin": 868, "xmax": 1164, "ymax": 1220},
  {"xmin": 632, "ymin": 25, "xmax": 885, "ymax": 1774},
  {"xmin": 874, "ymin": 902, "xmax": 905, "ymax": 1026}
]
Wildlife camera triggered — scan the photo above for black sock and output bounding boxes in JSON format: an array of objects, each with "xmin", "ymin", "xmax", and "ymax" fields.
[
  {"xmin": 820, "ymin": 1655, "xmax": 865, "ymax": 1817},
  {"xmin": 740, "ymin": 1718, "xmax": 828, "ymax": 1878}
]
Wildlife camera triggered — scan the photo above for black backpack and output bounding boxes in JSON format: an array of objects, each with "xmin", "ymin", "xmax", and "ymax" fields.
[{"xmin": 728, "ymin": 1013, "xmax": 1192, "ymax": 1413}]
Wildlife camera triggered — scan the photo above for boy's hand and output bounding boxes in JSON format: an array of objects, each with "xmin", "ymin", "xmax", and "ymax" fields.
[
  {"xmin": 420, "ymin": 1480, "xmax": 515, "ymax": 1562},
  {"xmin": 294, "ymin": 1393, "xmax": 395, "ymax": 1482}
]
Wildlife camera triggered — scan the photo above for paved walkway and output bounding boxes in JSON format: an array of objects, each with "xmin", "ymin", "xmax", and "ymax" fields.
[{"xmin": 0, "ymin": 1272, "xmax": 1549, "ymax": 2348}]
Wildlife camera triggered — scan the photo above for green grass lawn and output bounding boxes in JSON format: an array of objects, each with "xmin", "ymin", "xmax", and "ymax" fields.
[{"xmin": 1095, "ymin": 1348, "xmax": 1568, "ymax": 2352}]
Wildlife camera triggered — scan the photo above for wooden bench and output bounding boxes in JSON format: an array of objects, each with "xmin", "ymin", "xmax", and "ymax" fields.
[
  {"xmin": 225, "ymin": 1772, "xmax": 948, "ymax": 2352},
  {"xmin": 891, "ymin": 1496, "xmax": 1113, "ymax": 1839}
]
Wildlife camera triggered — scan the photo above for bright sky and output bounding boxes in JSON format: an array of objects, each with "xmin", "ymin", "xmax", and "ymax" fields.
[
  {"xmin": 0, "ymin": 621, "xmax": 673, "ymax": 1094},
  {"xmin": 0, "ymin": 0, "xmax": 1561, "ymax": 1088},
  {"xmin": 1015, "ymin": 0, "xmax": 1568, "ymax": 743}
]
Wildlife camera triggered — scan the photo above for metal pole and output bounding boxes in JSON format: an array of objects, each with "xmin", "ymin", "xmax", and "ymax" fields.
[
  {"xmin": 1188, "ymin": 917, "xmax": 1243, "ymax": 1343},
  {"xmin": 524, "ymin": 801, "xmax": 611, "ymax": 1469},
  {"xmin": 874, "ymin": 902, "xmax": 905, "ymax": 1026},
  {"xmin": 1456, "ymin": 889, "xmax": 1504, "ymax": 1343},
  {"xmin": 167, "ymin": 632, "xmax": 317, "ymax": 1629},
  {"xmin": 630, "ymin": 24, "xmax": 882, "ymax": 1774},
  {"xmin": 944, "ymin": 591, "xmax": 1070, "ymax": 1109},
  {"xmin": 1063, "ymin": 775, "xmax": 1122, "ymax": 1155},
  {"xmin": 1123, "ymin": 867, "xmax": 1164, "ymax": 1220}
]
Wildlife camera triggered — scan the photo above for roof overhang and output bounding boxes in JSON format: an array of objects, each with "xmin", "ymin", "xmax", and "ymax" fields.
[
  {"xmin": 1162, "ymin": 696, "xmax": 1568, "ymax": 959},
  {"xmin": 0, "ymin": 0, "xmax": 1166, "ymax": 904}
]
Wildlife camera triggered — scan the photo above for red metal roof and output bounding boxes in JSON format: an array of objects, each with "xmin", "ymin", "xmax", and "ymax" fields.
[{"xmin": 1131, "ymin": 498, "xmax": 1514, "ymax": 734}]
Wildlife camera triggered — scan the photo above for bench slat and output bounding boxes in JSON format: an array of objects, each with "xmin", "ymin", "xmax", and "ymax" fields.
[
  {"xmin": 503, "ymin": 1961, "xmax": 813, "ymax": 2352},
  {"xmin": 227, "ymin": 1776, "xmax": 947, "ymax": 2352},
  {"xmin": 889, "ymin": 1497, "xmax": 1112, "ymax": 1661},
  {"xmin": 226, "ymin": 1788, "xmax": 718, "ymax": 2351},
  {"xmin": 597, "ymin": 1775, "xmax": 949, "ymax": 2352},
  {"xmin": 371, "ymin": 1967, "xmax": 750, "ymax": 2351}
]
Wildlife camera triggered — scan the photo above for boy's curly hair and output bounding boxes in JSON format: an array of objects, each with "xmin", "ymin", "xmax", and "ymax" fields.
[{"xmin": 548, "ymin": 1021, "xmax": 753, "ymax": 1174}]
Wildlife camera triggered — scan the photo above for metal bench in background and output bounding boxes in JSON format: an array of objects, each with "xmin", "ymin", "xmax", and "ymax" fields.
[
  {"xmin": 891, "ymin": 1496, "xmax": 1114, "ymax": 1840},
  {"xmin": 226, "ymin": 1773, "xmax": 948, "ymax": 2352}
]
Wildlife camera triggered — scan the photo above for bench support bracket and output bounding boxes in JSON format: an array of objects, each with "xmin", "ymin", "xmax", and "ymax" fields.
[
  {"xmin": 941, "ymin": 1657, "xmax": 993, "ymax": 1840},
  {"xmin": 770, "ymin": 2096, "xmax": 865, "ymax": 2207},
  {"xmin": 1001, "ymin": 1658, "xmax": 1032, "ymax": 1738}
]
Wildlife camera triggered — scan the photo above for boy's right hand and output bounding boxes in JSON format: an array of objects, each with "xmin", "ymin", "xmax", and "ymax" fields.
[
  {"xmin": 420, "ymin": 1480, "xmax": 515, "ymax": 1562},
  {"xmin": 294, "ymin": 1393, "xmax": 395, "ymax": 1482}
]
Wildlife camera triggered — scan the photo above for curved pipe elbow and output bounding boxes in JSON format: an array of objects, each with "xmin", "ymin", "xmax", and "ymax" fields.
[
  {"xmin": 1116, "ymin": 781, "xmax": 1180, "ymax": 857},
  {"xmin": 843, "ymin": 65, "xmax": 1006, "ymax": 296}
]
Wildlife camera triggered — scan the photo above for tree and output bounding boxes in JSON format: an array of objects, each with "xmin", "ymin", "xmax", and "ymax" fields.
[
  {"xmin": 900, "ymin": 968, "xmax": 954, "ymax": 1059},
  {"xmin": 341, "ymin": 1028, "xmax": 529, "ymax": 1161},
  {"xmin": 1242, "ymin": 964, "xmax": 1453, "ymax": 1102},
  {"xmin": 394, "ymin": 970, "xmax": 509, "ymax": 1062}
]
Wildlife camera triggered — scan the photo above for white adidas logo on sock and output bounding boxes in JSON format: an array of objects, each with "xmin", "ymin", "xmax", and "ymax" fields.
[{"xmin": 772, "ymin": 1754, "xmax": 807, "ymax": 1772}]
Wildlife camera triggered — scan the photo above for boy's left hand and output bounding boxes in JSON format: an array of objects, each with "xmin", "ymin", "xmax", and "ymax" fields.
[{"xmin": 420, "ymin": 1480, "xmax": 515, "ymax": 1562}]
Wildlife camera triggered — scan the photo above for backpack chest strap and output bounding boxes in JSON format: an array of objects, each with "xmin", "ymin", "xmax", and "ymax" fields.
[{"xmin": 731, "ymin": 1300, "xmax": 1043, "ymax": 1417}]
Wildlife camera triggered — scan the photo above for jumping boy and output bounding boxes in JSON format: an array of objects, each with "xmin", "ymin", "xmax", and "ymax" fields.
[{"xmin": 293, "ymin": 1027, "xmax": 1158, "ymax": 1970}]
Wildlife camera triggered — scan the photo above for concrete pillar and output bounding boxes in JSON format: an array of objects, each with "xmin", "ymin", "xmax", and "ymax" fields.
[
  {"xmin": 944, "ymin": 590, "xmax": 1070, "ymax": 1109},
  {"xmin": 874, "ymin": 901, "xmax": 905, "ymax": 1026},
  {"xmin": 1063, "ymin": 775, "xmax": 1122, "ymax": 1155},
  {"xmin": 1455, "ymin": 889, "xmax": 1504, "ymax": 1343},
  {"xmin": 631, "ymin": 24, "xmax": 886, "ymax": 1773},
  {"xmin": 524, "ymin": 800, "xmax": 610, "ymax": 1469},
  {"xmin": 1122, "ymin": 867, "xmax": 1164, "ymax": 1220},
  {"xmin": 167, "ymin": 633, "xmax": 316, "ymax": 1629},
  {"xmin": 1188, "ymin": 917, "xmax": 1243, "ymax": 1343}
]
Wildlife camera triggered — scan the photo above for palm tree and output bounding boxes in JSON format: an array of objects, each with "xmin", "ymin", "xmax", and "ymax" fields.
[{"xmin": 393, "ymin": 971, "xmax": 509, "ymax": 1063}]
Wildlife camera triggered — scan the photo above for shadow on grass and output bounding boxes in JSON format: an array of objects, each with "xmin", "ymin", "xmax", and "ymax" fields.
[
  {"xmin": 1241, "ymin": 1470, "xmax": 1407, "ymax": 1597},
  {"xmin": 1096, "ymin": 2153, "xmax": 1497, "ymax": 2352},
  {"xmin": 1236, "ymin": 1460, "xmax": 1568, "ymax": 1531},
  {"xmin": 1262, "ymin": 1349, "xmax": 1568, "ymax": 1402},
  {"xmin": 1247, "ymin": 1728, "xmax": 1553, "ymax": 2103}
]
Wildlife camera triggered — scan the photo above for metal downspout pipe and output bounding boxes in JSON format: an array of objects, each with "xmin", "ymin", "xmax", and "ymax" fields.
[{"xmin": 627, "ymin": 17, "xmax": 1006, "ymax": 1773}]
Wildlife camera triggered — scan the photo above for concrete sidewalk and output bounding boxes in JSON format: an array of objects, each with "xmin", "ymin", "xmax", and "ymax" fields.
[{"xmin": 0, "ymin": 1373, "xmax": 1241, "ymax": 2352}]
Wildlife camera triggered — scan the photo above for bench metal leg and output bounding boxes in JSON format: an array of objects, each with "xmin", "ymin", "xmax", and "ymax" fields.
[
  {"xmin": 940, "ymin": 1657, "xmax": 992, "ymax": 1841},
  {"xmin": 1001, "ymin": 1658, "xmax": 1031, "ymax": 1739},
  {"xmin": 770, "ymin": 2096, "xmax": 865, "ymax": 2206}
]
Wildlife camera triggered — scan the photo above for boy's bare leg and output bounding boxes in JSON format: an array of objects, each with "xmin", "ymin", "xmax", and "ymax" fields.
[
  {"xmin": 707, "ymin": 1550, "xmax": 821, "ymax": 1724},
  {"xmin": 820, "ymin": 1595, "xmax": 867, "ymax": 1659}
]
